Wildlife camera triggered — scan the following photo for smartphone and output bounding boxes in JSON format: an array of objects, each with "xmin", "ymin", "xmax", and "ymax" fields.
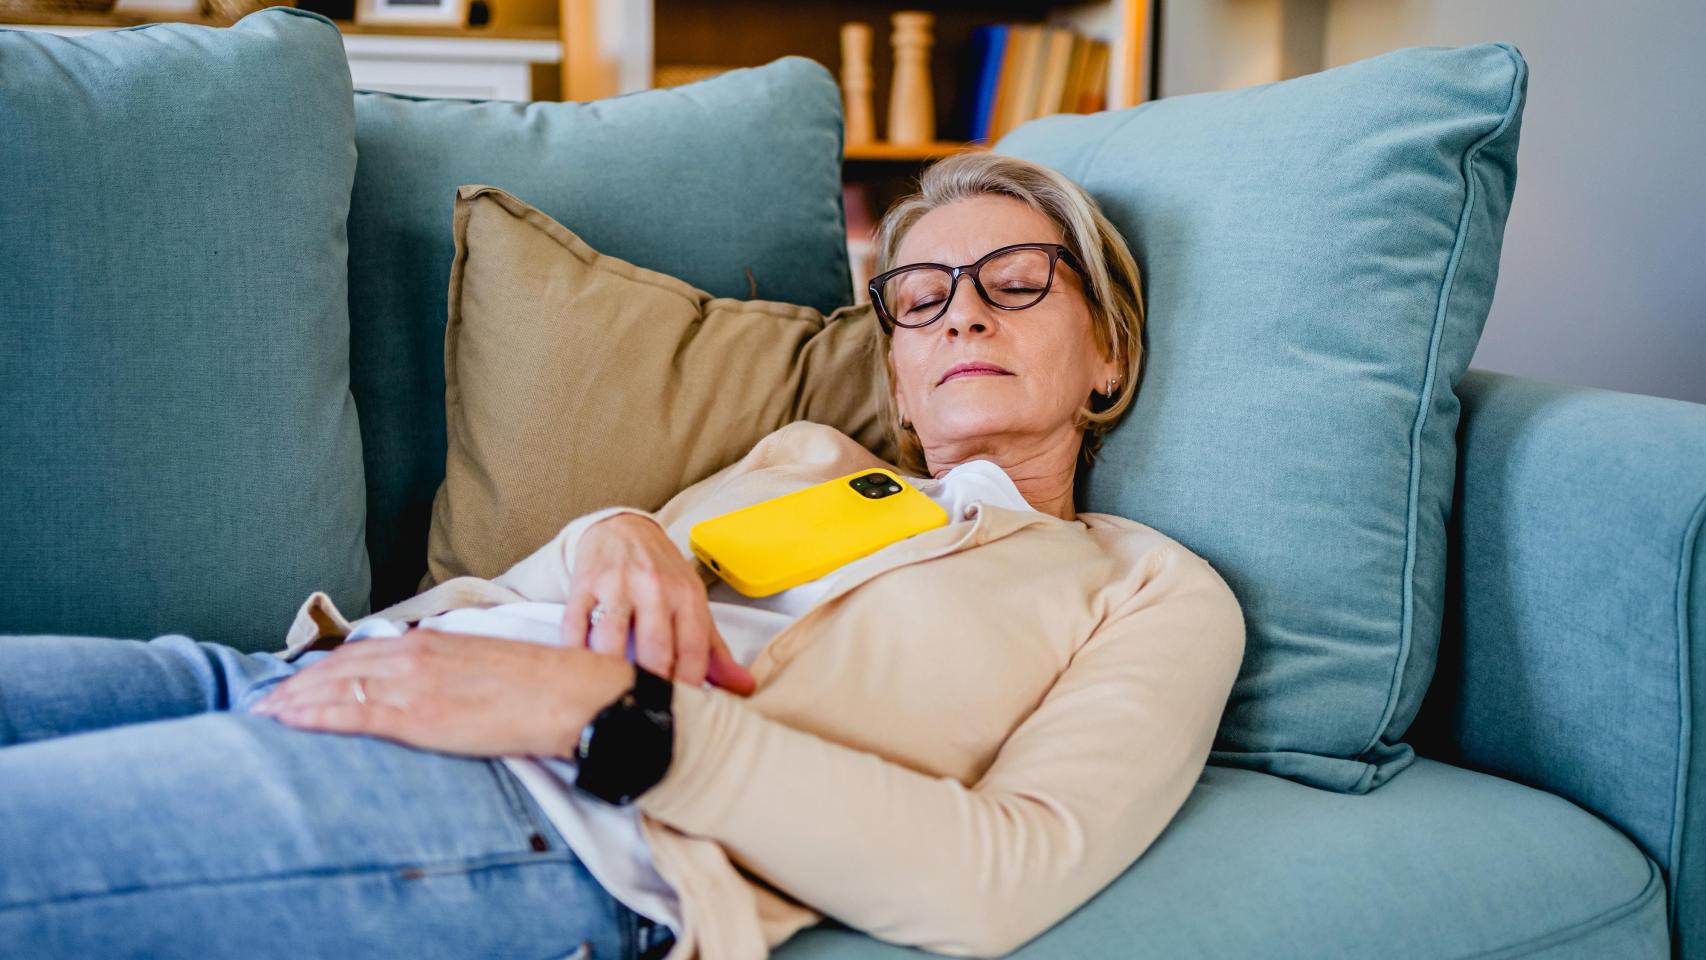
[{"xmin": 689, "ymin": 468, "xmax": 949, "ymax": 598}]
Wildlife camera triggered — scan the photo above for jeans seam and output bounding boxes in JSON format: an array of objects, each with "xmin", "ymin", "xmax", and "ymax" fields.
[
  {"xmin": 485, "ymin": 759, "xmax": 555, "ymax": 852},
  {"xmin": 0, "ymin": 850, "xmax": 578, "ymax": 914}
]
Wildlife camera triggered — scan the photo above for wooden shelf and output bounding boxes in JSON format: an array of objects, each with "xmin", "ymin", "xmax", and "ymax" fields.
[{"xmin": 845, "ymin": 140, "xmax": 990, "ymax": 162}]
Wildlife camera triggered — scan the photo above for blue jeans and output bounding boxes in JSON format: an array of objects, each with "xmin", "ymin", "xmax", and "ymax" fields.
[{"xmin": 0, "ymin": 633, "xmax": 678, "ymax": 960}]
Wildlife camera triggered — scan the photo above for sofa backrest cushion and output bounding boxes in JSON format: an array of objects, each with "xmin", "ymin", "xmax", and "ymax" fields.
[
  {"xmin": 348, "ymin": 58, "xmax": 854, "ymax": 609},
  {"xmin": 0, "ymin": 8, "xmax": 369, "ymax": 652},
  {"xmin": 996, "ymin": 43, "xmax": 1527, "ymax": 793}
]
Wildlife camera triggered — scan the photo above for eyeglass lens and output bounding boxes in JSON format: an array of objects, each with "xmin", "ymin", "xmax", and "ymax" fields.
[{"xmin": 879, "ymin": 246, "xmax": 1055, "ymax": 327}]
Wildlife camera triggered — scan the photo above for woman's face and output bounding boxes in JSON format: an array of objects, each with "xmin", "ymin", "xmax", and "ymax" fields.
[{"xmin": 887, "ymin": 194, "xmax": 1116, "ymax": 463}]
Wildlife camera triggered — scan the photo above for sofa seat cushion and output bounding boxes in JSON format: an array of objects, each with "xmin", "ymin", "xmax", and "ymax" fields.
[{"xmin": 776, "ymin": 759, "xmax": 1668, "ymax": 959}]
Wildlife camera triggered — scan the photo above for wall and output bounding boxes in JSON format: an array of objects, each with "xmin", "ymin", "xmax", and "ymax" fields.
[{"xmin": 1157, "ymin": 0, "xmax": 1705, "ymax": 404}]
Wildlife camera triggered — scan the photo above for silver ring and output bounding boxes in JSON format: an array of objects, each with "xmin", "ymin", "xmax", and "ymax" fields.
[
  {"xmin": 589, "ymin": 603, "xmax": 608, "ymax": 627},
  {"xmin": 352, "ymin": 677, "xmax": 369, "ymax": 706}
]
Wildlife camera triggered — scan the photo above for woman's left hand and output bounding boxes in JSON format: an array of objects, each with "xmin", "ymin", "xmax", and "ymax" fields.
[{"xmin": 249, "ymin": 629, "xmax": 637, "ymax": 759}]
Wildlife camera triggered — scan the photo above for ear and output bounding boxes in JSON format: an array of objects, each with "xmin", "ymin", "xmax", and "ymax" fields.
[{"xmin": 1097, "ymin": 350, "xmax": 1123, "ymax": 393}]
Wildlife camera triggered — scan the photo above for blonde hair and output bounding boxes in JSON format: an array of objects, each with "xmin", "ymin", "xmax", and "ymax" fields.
[{"xmin": 870, "ymin": 151, "xmax": 1146, "ymax": 478}]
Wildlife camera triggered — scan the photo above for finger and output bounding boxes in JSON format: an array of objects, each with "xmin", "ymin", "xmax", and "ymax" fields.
[
  {"xmin": 260, "ymin": 672, "xmax": 412, "ymax": 713},
  {"xmin": 630, "ymin": 592, "xmax": 676, "ymax": 680},
  {"xmin": 260, "ymin": 633, "xmax": 443, "ymax": 705},
  {"xmin": 562, "ymin": 578, "xmax": 597, "ymax": 649},
  {"xmin": 267, "ymin": 634, "xmax": 428, "ymax": 690},
  {"xmin": 670, "ymin": 601, "xmax": 711, "ymax": 688},
  {"xmin": 267, "ymin": 699, "xmax": 409, "ymax": 738},
  {"xmin": 587, "ymin": 584, "xmax": 633, "ymax": 658},
  {"xmin": 706, "ymin": 626, "xmax": 757, "ymax": 696}
]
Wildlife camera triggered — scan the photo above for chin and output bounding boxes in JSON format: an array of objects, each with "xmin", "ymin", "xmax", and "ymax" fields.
[{"xmin": 925, "ymin": 409, "xmax": 1023, "ymax": 441}]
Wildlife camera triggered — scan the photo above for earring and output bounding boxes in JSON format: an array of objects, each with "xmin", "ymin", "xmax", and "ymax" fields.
[{"xmin": 1105, "ymin": 376, "xmax": 1120, "ymax": 396}]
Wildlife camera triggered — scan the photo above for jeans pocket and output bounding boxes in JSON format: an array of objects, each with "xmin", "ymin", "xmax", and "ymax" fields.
[{"xmin": 484, "ymin": 759, "xmax": 556, "ymax": 854}]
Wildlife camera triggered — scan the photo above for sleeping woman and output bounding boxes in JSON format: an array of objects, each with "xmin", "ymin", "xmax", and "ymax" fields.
[{"xmin": 0, "ymin": 151, "xmax": 1245, "ymax": 960}]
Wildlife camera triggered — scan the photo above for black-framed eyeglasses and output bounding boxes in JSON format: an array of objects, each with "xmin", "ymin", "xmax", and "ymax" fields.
[{"xmin": 868, "ymin": 242, "xmax": 1082, "ymax": 334}]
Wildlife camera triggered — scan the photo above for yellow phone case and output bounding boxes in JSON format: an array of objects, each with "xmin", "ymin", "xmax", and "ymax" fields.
[{"xmin": 689, "ymin": 468, "xmax": 950, "ymax": 597}]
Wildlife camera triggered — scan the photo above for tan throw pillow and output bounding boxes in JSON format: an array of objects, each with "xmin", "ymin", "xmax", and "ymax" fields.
[{"xmin": 422, "ymin": 184, "xmax": 893, "ymax": 591}]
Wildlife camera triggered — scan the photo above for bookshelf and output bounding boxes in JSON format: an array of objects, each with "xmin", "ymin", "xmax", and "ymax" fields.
[
  {"xmin": 560, "ymin": 2, "xmax": 1150, "ymax": 125},
  {"xmin": 556, "ymin": 1, "xmax": 1153, "ymax": 302}
]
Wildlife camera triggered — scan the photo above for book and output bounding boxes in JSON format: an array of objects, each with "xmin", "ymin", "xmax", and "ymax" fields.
[
  {"xmin": 1060, "ymin": 31, "xmax": 1091, "ymax": 113},
  {"xmin": 1074, "ymin": 40, "xmax": 1109, "ymax": 113},
  {"xmin": 994, "ymin": 24, "xmax": 1045, "ymax": 142},
  {"xmin": 1033, "ymin": 26, "xmax": 1077, "ymax": 124},
  {"xmin": 950, "ymin": 21, "xmax": 1110, "ymax": 143},
  {"xmin": 963, "ymin": 24, "xmax": 1008, "ymax": 142}
]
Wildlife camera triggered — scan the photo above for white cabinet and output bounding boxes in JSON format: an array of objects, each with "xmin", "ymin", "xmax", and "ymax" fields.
[
  {"xmin": 342, "ymin": 35, "xmax": 561, "ymax": 101},
  {"xmin": 5, "ymin": 22, "xmax": 562, "ymax": 103}
]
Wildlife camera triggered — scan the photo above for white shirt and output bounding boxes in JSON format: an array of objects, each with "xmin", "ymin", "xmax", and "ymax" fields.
[{"xmin": 405, "ymin": 459, "xmax": 1037, "ymax": 932}]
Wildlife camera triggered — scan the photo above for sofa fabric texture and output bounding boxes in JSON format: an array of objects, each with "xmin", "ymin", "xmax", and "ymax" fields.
[
  {"xmin": 773, "ymin": 759, "xmax": 1668, "ymax": 960},
  {"xmin": 424, "ymin": 185, "xmax": 892, "ymax": 589},
  {"xmin": 1412, "ymin": 368, "xmax": 1706, "ymax": 960},
  {"xmin": 346, "ymin": 58, "xmax": 856, "ymax": 610},
  {"xmin": 0, "ymin": 8, "xmax": 369, "ymax": 651},
  {"xmin": 995, "ymin": 43, "xmax": 1528, "ymax": 793}
]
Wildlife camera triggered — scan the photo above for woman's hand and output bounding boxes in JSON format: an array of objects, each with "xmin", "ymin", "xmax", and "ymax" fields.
[
  {"xmin": 566, "ymin": 514, "xmax": 757, "ymax": 696},
  {"xmin": 250, "ymin": 629, "xmax": 635, "ymax": 759}
]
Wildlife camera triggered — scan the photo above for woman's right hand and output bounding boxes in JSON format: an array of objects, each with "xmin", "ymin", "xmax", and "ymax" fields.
[{"xmin": 563, "ymin": 514, "xmax": 758, "ymax": 697}]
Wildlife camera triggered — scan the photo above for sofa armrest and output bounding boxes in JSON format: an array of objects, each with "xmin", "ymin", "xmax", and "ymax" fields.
[{"xmin": 1410, "ymin": 367, "xmax": 1705, "ymax": 957}]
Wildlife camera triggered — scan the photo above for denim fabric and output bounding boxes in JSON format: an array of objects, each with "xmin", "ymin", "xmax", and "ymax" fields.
[{"xmin": 0, "ymin": 633, "xmax": 674, "ymax": 960}]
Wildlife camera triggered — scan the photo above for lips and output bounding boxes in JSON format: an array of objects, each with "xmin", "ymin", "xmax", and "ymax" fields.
[{"xmin": 938, "ymin": 362, "xmax": 1013, "ymax": 385}]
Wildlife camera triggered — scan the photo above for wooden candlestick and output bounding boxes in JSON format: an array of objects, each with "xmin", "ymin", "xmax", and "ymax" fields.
[
  {"xmin": 886, "ymin": 11, "xmax": 935, "ymax": 145},
  {"xmin": 840, "ymin": 22, "xmax": 876, "ymax": 147}
]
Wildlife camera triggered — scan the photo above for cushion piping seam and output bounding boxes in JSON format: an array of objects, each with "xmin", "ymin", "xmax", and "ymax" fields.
[
  {"xmin": 1361, "ymin": 43, "xmax": 1527, "ymax": 766},
  {"xmin": 1458, "ymin": 856, "xmax": 1664, "ymax": 959},
  {"xmin": 1668, "ymin": 489, "xmax": 1706, "ymax": 935}
]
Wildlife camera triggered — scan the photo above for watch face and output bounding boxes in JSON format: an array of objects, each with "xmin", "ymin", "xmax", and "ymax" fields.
[{"xmin": 576, "ymin": 693, "xmax": 673, "ymax": 805}]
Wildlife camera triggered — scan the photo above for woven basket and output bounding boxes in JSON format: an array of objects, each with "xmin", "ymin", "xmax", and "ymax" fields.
[{"xmin": 0, "ymin": 0, "xmax": 120, "ymax": 14}]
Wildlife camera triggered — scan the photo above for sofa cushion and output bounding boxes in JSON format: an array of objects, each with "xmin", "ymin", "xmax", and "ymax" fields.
[
  {"xmin": 347, "ymin": 58, "xmax": 854, "ymax": 609},
  {"xmin": 778, "ymin": 759, "xmax": 1668, "ymax": 958},
  {"xmin": 996, "ymin": 44, "xmax": 1528, "ymax": 792},
  {"xmin": 0, "ymin": 8, "xmax": 369, "ymax": 652},
  {"xmin": 425, "ymin": 185, "xmax": 890, "ymax": 588}
]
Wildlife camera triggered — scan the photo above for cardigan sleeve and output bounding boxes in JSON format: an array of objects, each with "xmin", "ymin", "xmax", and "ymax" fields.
[{"xmin": 634, "ymin": 544, "xmax": 1248, "ymax": 957}]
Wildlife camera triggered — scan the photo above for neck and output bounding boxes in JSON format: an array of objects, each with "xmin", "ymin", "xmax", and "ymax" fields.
[{"xmin": 923, "ymin": 426, "xmax": 1081, "ymax": 522}]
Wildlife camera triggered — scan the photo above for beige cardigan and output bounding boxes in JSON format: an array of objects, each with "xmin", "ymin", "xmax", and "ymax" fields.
[{"xmin": 274, "ymin": 421, "xmax": 1247, "ymax": 960}]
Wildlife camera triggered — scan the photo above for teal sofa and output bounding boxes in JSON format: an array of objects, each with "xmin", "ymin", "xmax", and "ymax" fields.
[{"xmin": 2, "ymin": 8, "xmax": 1701, "ymax": 959}]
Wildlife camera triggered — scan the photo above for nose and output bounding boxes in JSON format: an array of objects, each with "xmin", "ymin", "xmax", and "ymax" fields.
[{"xmin": 940, "ymin": 271, "xmax": 995, "ymax": 337}]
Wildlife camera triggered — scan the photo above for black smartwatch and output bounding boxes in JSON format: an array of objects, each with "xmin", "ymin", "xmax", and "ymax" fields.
[{"xmin": 573, "ymin": 664, "xmax": 674, "ymax": 806}]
